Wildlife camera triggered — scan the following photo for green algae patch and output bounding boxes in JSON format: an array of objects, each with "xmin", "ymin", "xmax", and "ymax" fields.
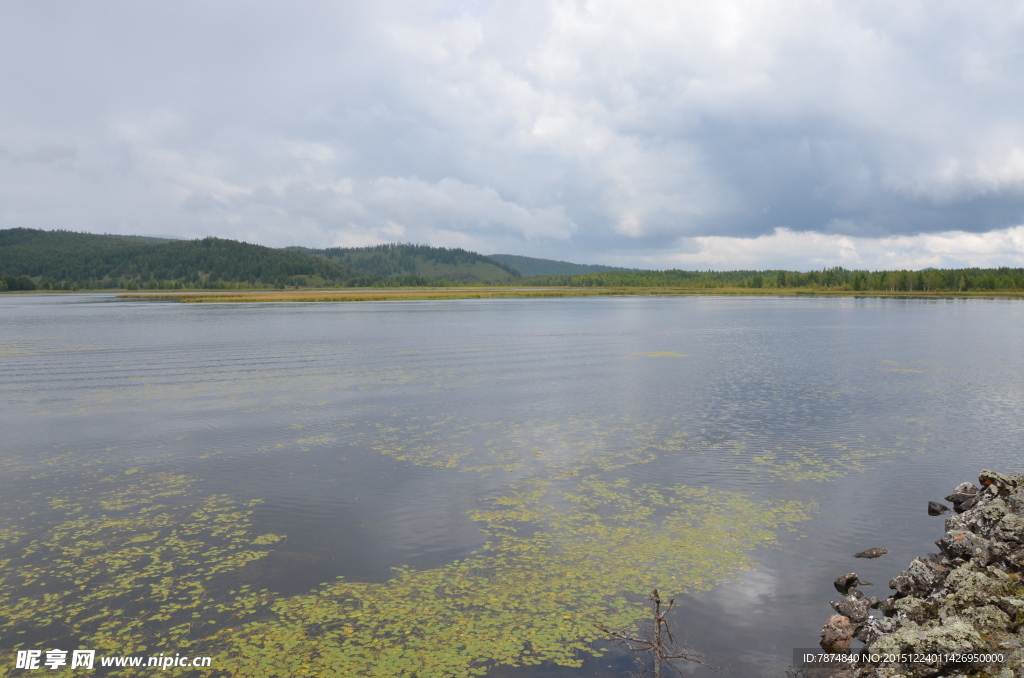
[
  {"xmin": 0, "ymin": 416, "xmax": 849, "ymax": 677},
  {"xmin": 0, "ymin": 454, "xmax": 811, "ymax": 677},
  {"xmin": 356, "ymin": 413, "xmax": 933, "ymax": 487},
  {"xmin": 746, "ymin": 435, "xmax": 930, "ymax": 483},
  {"xmin": 749, "ymin": 446, "xmax": 875, "ymax": 482},
  {"xmin": 360, "ymin": 414, "xmax": 686, "ymax": 475},
  {"xmin": 211, "ymin": 476, "xmax": 811, "ymax": 678},
  {"xmin": 0, "ymin": 471, "xmax": 284, "ymax": 676}
]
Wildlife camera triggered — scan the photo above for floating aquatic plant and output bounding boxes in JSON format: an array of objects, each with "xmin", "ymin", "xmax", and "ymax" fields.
[
  {"xmin": 0, "ymin": 430, "xmax": 812, "ymax": 677},
  {"xmin": 0, "ymin": 471, "xmax": 283, "ymax": 676},
  {"xmin": 0, "ymin": 410, "xmax": 929, "ymax": 677},
  {"xmin": 208, "ymin": 475, "xmax": 811, "ymax": 677}
]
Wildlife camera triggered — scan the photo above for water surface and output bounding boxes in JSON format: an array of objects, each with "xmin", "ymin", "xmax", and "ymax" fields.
[{"xmin": 2, "ymin": 294, "xmax": 1022, "ymax": 677}]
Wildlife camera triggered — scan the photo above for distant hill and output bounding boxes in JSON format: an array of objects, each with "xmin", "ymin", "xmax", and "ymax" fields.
[
  {"xmin": 291, "ymin": 244, "xmax": 519, "ymax": 282},
  {"xmin": 0, "ymin": 230, "xmax": 519, "ymax": 290},
  {"xmin": 487, "ymin": 254, "xmax": 633, "ymax": 277},
  {"xmin": 0, "ymin": 228, "xmax": 366, "ymax": 289},
  {"xmin": 5, "ymin": 229, "xmax": 1024, "ymax": 294}
]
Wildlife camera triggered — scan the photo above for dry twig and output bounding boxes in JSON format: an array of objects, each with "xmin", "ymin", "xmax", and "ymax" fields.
[{"xmin": 598, "ymin": 589, "xmax": 721, "ymax": 678}]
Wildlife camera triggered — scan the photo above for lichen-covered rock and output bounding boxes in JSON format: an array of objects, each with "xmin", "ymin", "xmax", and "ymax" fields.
[
  {"xmin": 946, "ymin": 481, "xmax": 980, "ymax": 513},
  {"xmin": 996, "ymin": 649, "xmax": 1024, "ymax": 678},
  {"xmin": 867, "ymin": 631, "xmax": 985, "ymax": 678},
  {"xmin": 889, "ymin": 557, "xmax": 950, "ymax": 597},
  {"xmin": 937, "ymin": 530, "xmax": 992, "ymax": 564},
  {"xmin": 965, "ymin": 603, "xmax": 1012, "ymax": 631},
  {"xmin": 835, "ymin": 572, "xmax": 863, "ymax": 594},
  {"xmin": 979, "ymin": 469, "xmax": 1017, "ymax": 496},
  {"xmin": 831, "ymin": 594, "xmax": 871, "ymax": 623},
  {"xmin": 875, "ymin": 596, "xmax": 898, "ymax": 617},
  {"xmin": 995, "ymin": 593, "xmax": 1024, "ymax": 621},
  {"xmin": 1006, "ymin": 481, "xmax": 1024, "ymax": 515},
  {"xmin": 805, "ymin": 664, "xmax": 857, "ymax": 678},
  {"xmin": 978, "ymin": 497, "xmax": 1011, "ymax": 532},
  {"xmin": 853, "ymin": 616, "xmax": 894, "ymax": 645},
  {"xmin": 853, "ymin": 548, "xmax": 888, "ymax": 559},
  {"xmin": 868, "ymin": 617, "xmax": 984, "ymax": 675},
  {"xmin": 1006, "ymin": 546, "xmax": 1024, "ymax": 571},
  {"xmin": 993, "ymin": 513, "xmax": 1024, "ymax": 544},
  {"xmin": 892, "ymin": 596, "xmax": 935, "ymax": 625},
  {"xmin": 944, "ymin": 496, "xmax": 1009, "ymax": 536},
  {"xmin": 818, "ymin": 471, "xmax": 1024, "ymax": 678},
  {"xmin": 944, "ymin": 509, "xmax": 972, "ymax": 533}
]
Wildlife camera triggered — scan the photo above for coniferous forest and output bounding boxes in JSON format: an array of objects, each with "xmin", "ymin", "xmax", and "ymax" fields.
[
  {"xmin": 0, "ymin": 229, "xmax": 390, "ymax": 290},
  {"xmin": 3, "ymin": 227, "xmax": 1024, "ymax": 294},
  {"xmin": 289, "ymin": 243, "xmax": 519, "ymax": 279}
]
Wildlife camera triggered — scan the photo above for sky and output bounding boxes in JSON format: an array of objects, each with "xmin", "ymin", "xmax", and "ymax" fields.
[{"xmin": 3, "ymin": 1, "xmax": 1024, "ymax": 271}]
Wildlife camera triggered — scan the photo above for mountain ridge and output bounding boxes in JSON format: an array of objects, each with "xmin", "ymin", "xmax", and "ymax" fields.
[
  {"xmin": 0, "ymin": 228, "xmax": 366, "ymax": 289},
  {"xmin": 487, "ymin": 253, "xmax": 633, "ymax": 277},
  {"xmin": 288, "ymin": 243, "xmax": 519, "ymax": 281}
]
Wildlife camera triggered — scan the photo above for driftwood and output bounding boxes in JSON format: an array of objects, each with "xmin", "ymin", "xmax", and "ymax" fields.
[{"xmin": 598, "ymin": 589, "xmax": 721, "ymax": 678}]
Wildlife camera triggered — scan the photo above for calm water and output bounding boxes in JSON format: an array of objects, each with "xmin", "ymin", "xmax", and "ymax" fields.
[{"xmin": 2, "ymin": 293, "xmax": 1023, "ymax": 677}]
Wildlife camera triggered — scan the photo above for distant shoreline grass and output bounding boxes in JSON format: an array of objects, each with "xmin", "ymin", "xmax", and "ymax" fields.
[{"xmin": 113, "ymin": 287, "xmax": 1024, "ymax": 302}]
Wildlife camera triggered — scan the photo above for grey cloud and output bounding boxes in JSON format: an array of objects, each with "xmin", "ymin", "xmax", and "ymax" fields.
[
  {"xmin": 180, "ymin": 191, "xmax": 226, "ymax": 214},
  {"xmin": 4, "ymin": 0, "xmax": 1024, "ymax": 267},
  {"xmin": 214, "ymin": 176, "xmax": 577, "ymax": 248},
  {"xmin": 0, "ymin": 143, "xmax": 77, "ymax": 165}
]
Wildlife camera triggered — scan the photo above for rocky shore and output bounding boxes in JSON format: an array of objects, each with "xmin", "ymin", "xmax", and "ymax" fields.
[{"xmin": 814, "ymin": 470, "xmax": 1024, "ymax": 678}]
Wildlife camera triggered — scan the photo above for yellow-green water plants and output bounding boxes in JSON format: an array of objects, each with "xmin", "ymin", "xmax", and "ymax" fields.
[
  {"xmin": 359, "ymin": 413, "xmax": 689, "ymax": 474},
  {"xmin": 0, "ymin": 462, "xmax": 811, "ymax": 677},
  {"xmin": 210, "ymin": 476, "xmax": 811, "ymax": 677},
  {"xmin": 0, "ymin": 407, "xmax": 933, "ymax": 677},
  {"xmin": 355, "ymin": 412, "xmax": 929, "ymax": 485},
  {"xmin": 746, "ymin": 435, "xmax": 931, "ymax": 483},
  {"xmin": 0, "ymin": 472, "xmax": 284, "ymax": 677}
]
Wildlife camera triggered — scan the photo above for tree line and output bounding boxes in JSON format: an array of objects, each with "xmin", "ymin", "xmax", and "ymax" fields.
[
  {"xmin": 4, "ymin": 228, "xmax": 1024, "ymax": 293},
  {"xmin": 291, "ymin": 243, "xmax": 520, "ymax": 278},
  {"xmin": 513, "ymin": 266, "xmax": 1024, "ymax": 292},
  {"xmin": 0, "ymin": 229, "xmax": 371, "ymax": 289},
  {"xmin": 1, "ymin": 275, "xmax": 38, "ymax": 291}
]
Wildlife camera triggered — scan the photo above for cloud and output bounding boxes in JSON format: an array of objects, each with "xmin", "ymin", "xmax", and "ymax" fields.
[
  {"xmin": 173, "ymin": 175, "xmax": 577, "ymax": 250},
  {"xmin": 623, "ymin": 225, "xmax": 1024, "ymax": 271},
  {"xmin": 3, "ymin": 0, "xmax": 1024, "ymax": 267},
  {"xmin": 0, "ymin": 143, "xmax": 77, "ymax": 166}
]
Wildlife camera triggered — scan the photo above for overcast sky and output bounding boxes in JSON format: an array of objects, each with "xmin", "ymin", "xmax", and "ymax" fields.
[{"xmin": 3, "ymin": 1, "xmax": 1024, "ymax": 270}]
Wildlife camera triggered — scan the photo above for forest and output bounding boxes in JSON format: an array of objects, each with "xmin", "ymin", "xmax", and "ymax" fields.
[
  {"xmin": 290, "ymin": 243, "xmax": 519, "ymax": 280},
  {"xmin": 516, "ymin": 266, "xmax": 1024, "ymax": 293},
  {"xmin": 486, "ymin": 253, "xmax": 631, "ymax": 277},
  {"xmin": 3, "ymin": 227, "xmax": 1024, "ymax": 294},
  {"xmin": 0, "ymin": 229, "xmax": 373, "ymax": 290}
]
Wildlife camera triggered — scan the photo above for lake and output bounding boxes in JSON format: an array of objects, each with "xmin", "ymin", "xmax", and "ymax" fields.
[{"xmin": 2, "ymin": 293, "xmax": 1023, "ymax": 677}]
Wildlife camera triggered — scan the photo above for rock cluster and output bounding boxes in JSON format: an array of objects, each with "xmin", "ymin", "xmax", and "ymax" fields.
[{"xmin": 817, "ymin": 470, "xmax": 1024, "ymax": 678}]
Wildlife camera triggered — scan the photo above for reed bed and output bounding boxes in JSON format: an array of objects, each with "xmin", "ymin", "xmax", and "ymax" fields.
[{"xmin": 115, "ymin": 287, "xmax": 1024, "ymax": 303}]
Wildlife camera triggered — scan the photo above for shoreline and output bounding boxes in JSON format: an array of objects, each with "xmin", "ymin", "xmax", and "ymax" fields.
[
  {"xmin": 811, "ymin": 470, "xmax": 1024, "ymax": 678},
  {"xmin": 100, "ymin": 287, "xmax": 1024, "ymax": 302}
]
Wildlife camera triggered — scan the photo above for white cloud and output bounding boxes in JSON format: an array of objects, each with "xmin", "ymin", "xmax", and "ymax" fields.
[
  {"xmin": 635, "ymin": 226, "xmax": 1024, "ymax": 270},
  {"xmin": 165, "ymin": 175, "xmax": 578, "ymax": 249}
]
